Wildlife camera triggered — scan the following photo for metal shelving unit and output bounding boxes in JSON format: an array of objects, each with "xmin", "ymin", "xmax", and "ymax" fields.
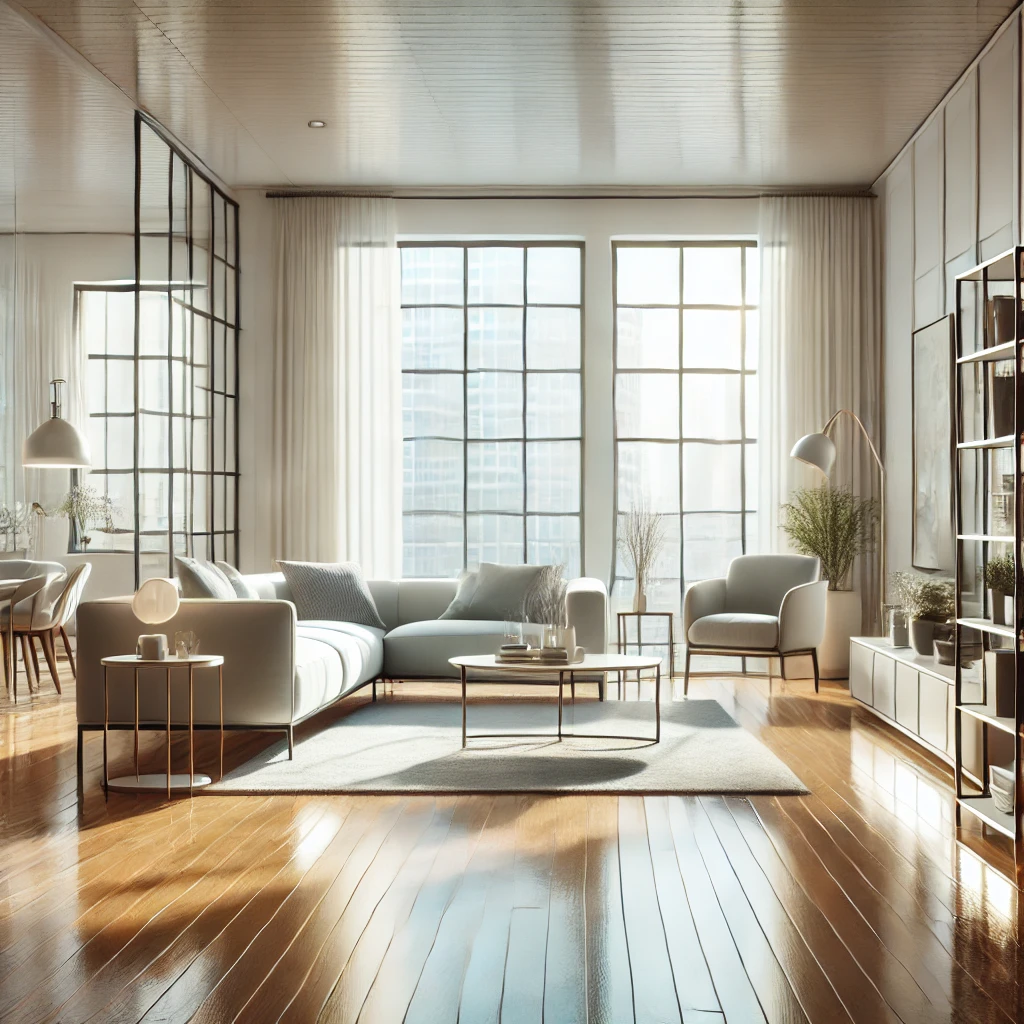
[{"xmin": 953, "ymin": 247, "xmax": 1023, "ymax": 884}]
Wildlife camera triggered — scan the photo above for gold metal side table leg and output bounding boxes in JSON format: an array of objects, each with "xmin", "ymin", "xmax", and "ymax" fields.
[
  {"xmin": 219, "ymin": 663, "xmax": 224, "ymax": 781},
  {"xmin": 102, "ymin": 665, "xmax": 109, "ymax": 798},
  {"xmin": 461, "ymin": 665, "xmax": 468, "ymax": 748},
  {"xmin": 134, "ymin": 668, "xmax": 139, "ymax": 780},
  {"xmin": 188, "ymin": 664, "xmax": 195, "ymax": 797},
  {"xmin": 165, "ymin": 667, "xmax": 171, "ymax": 800}
]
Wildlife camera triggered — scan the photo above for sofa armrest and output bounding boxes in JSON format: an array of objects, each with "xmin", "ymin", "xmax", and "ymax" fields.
[
  {"xmin": 683, "ymin": 578, "xmax": 727, "ymax": 636},
  {"xmin": 76, "ymin": 597, "xmax": 298, "ymax": 728},
  {"xmin": 778, "ymin": 580, "xmax": 828, "ymax": 653},
  {"xmin": 566, "ymin": 577, "xmax": 608, "ymax": 655}
]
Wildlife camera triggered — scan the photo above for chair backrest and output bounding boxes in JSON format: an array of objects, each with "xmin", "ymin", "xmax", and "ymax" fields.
[
  {"xmin": 11, "ymin": 572, "xmax": 64, "ymax": 629},
  {"xmin": 0, "ymin": 559, "xmax": 66, "ymax": 581},
  {"xmin": 724, "ymin": 555, "xmax": 820, "ymax": 615},
  {"xmin": 47, "ymin": 562, "xmax": 92, "ymax": 630}
]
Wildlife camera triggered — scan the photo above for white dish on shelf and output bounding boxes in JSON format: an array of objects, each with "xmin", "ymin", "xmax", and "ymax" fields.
[{"xmin": 990, "ymin": 764, "xmax": 1015, "ymax": 812}]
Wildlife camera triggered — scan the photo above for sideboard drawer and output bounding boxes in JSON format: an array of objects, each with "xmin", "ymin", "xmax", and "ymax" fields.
[
  {"xmin": 894, "ymin": 663, "xmax": 919, "ymax": 733},
  {"xmin": 919, "ymin": 674, "xmax": 948, "ymax": 752},
  {"xmin": 850, "ymin": 642, "xmax": 873, "ymax": 703},
  {"xmin": 872, "ymin": 653, "xmax": 896, "ymax": 719}
]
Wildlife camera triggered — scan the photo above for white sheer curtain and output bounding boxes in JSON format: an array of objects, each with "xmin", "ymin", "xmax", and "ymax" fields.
[
  {"xmin": 758, "ymin": 196, "xmax": 883, "ymax": 631},
  {"xmin": 270, "ymin": 197, "xmax": 401, "ymax": 577}
]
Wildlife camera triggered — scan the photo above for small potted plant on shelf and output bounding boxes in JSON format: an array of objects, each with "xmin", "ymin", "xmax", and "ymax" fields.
[
  {"xmin": 780, "ymin": 483, "xmax": 878, "ymax": 677},
  {"xmin": 889, "ymin": 571, "xmax": 956, "ymax": 657},
  {"xmin": 984, "ymin": 552, "xmax": 1015, "ymax": 626}
]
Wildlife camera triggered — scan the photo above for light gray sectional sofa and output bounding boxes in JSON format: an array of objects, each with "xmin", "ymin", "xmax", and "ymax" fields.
[{"xmin": 76, "ymin": 572, "xmax": 608, "ymax": 765}]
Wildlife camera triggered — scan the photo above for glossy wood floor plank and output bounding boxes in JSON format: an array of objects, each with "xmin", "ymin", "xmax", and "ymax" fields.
[{"xmin": 1, "ymin": 666, "xmax": 1022, "ymax": 1023}]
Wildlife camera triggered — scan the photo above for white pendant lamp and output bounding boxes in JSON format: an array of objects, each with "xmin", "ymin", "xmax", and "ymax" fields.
[{"xmin": 23, "ymin": 379, "xmax": 91, "ymax": 468}]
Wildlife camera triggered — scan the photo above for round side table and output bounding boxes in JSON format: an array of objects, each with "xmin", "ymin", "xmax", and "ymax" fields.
[{"xmin": 101, "ymin": 654, "xmax": 224, "ymax": 798}]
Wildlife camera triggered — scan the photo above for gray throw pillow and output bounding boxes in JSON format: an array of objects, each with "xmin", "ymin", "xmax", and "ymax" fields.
[
  {"xmin": 175, "ymin": 557, "xmax": 236, "ymax": 600},
  {"xmin": 216, "ymin": 561, "xmax": 260, "ymax": 599},
  {"xmin": 439, "ymin": 562, "xmax": 554, "ymax": 622},
  {"xmin": 276, "ymin": 560, "xmax": 386, "ymax": 630}
]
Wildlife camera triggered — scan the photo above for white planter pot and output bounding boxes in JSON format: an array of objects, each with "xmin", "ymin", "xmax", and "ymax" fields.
[{"xmin": 818, "ymin": 590, "xmax": 862, "ymax": 680}]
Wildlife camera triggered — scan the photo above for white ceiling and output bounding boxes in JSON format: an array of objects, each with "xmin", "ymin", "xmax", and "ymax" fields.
[
  {"xmin": 0, "ymin": 2, "xmax": 135, "ymax": 232},
  {"xmin": 8, "ymin": 0, "xmax": 1020, "ymax": 192}
]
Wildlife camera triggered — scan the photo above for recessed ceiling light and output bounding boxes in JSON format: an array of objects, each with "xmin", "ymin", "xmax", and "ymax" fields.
[{"xmin": 308, "ymin": 120, "xmax": 326, "ymax": 128}]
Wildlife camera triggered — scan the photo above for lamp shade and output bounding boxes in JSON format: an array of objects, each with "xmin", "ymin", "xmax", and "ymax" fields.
[
  {"xmin": 23, "ymin": 417, "xmax": 91, "ymax": 468},
  {"xmin": 132, "ymin": 577, "xmax": 180, "ymax": 625},
  {"xmin": 22, "ymin": 378, "xmax": 91, "ymax": 468},
  {"xmin": 790, "ymin": 431, "xmax": 837, "ymax": 476}
]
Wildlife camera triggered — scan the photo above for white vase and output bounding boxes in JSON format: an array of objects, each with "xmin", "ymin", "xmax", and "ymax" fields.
[
  {"xmin": 818, "ymin": 590, "xmax": 862, "ymax": 680},
  {"xmin": 633, "ymin": 584, "xmax": 647, "ymax": 613}
]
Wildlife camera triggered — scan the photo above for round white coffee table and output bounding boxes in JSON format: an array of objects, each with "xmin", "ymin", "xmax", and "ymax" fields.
[
  {"xmin": 449, "ymin": 653, "xmax": 663, "ymax": 748},
  {"xmin": 101, "ymin": 654, "xmax": 224, "ymax": 798}
]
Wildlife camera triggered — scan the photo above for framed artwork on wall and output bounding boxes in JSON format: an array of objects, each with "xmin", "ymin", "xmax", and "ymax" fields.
[{"xmin": 911, "ymin": 314, "xmax": 955, "ymax": 570}]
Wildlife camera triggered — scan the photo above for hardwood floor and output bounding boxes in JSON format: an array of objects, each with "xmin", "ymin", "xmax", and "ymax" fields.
[{"xmin": 1, "ymin": 658, "xmax": 1021, "ymax": 1023}]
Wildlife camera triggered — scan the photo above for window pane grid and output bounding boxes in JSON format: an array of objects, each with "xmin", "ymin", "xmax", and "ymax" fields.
[
  {"xmin": 613, "ymin": 241, "xmax": 758, "ymax": 669},
  {"xmin": 401, "ymin": 243, "xmax": 583, "ymax": 578}
]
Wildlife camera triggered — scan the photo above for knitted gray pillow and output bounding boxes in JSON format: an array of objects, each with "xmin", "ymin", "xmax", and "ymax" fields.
[
  {"xmin": 216, "ymin": 561, "xmax": 260, "ymax": 599},
  {"xmin": 175, "ymin": 557, "xmax": 236, "ymax": 600},
  {"xmin": 276, "ymin": 560, "xmax": 386, "ymax": 630}
]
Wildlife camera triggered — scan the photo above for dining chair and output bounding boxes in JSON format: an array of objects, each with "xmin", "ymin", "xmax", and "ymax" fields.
[
  {"xmin": 1, "ymin": 574, "xmax": 57, "ymax": 701},
  {"xmin": 6, "ymin": 565, "xmax": 90, "ymax": 694}
]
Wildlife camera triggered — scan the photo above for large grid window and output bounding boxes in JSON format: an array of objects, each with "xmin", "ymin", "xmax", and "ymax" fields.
[
  {"xmin": 401, "ymin": 242, "xmax": 583, "ymax": 578},
  {"xmin": 613, "ymin": 241, "xmax": 758, "ymax": 626},
  {"xmin": 77, "ymin": 115, "xmax": 239, "ymax": 583}
]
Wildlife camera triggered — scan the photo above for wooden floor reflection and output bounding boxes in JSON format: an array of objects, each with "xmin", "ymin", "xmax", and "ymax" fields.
[{"xmin": 0, "ymin": 662, "xmax": 1021, "ymax": 1022}]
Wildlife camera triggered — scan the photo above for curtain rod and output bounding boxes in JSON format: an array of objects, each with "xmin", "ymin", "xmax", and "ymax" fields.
[{"xmin": 265, "ymin": 188, "xmax": 877, "ymax": 201}]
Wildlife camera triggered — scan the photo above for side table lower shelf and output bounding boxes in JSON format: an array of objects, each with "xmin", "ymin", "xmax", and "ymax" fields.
[{"xmin": 102, "ymin": 654, "xmax": 225, "ymax": 799}]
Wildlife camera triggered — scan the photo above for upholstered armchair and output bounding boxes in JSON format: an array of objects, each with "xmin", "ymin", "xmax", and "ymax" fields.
[{"xmin": 682, "ymin": 554, "xmax": 827, "ymax": 693}]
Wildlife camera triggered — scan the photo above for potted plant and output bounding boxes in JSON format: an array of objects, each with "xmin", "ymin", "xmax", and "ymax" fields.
[
  {"xmin": 780, "ymin": 484, "xmax": 878, "ymax": 678},
  {"xmin": 889, "ymin": 571, "xmax": 956, "ymax": 656},
  {"xmin": 619, "ymin": 501, "xmax": 664, "ymax": 614},
  {"xmin": 51, "ymin": 485, "xmax": 122, "ymax": 553},
  {"xmin": 985, "ymin": 552, "xmax": 1015, "ymax": 626}
]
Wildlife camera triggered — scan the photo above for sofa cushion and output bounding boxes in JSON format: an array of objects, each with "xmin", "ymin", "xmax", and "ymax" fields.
[
  {"xmin": 175, "ymin": 557, "xmax": 236, "ymax": 599},
  {"xmin": 217, "ymin": 561, "xmax": 260, "ymax": 599},
  {"xmin": 293, "ymin": 621, "xmax": 384, "ymax": 720},
  {"xmin": 687, "ymin": 612, "xmax": 779, "ymax": 650},
  {"xmin": 385, "ymin": 618, "xmax": 534, "ymax": 679},
  {"xmin": 439, "ymin": 562, "xmax": 553, "ymax": 621},
  {"xmin": 277, "ymin": 560, "xmax": 386, "ymax": 629}
]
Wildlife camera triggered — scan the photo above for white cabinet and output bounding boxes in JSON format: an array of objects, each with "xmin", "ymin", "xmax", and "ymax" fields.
[{"xmin": 850, "ymin": 637, "xmax": 952, "ymax": 764}]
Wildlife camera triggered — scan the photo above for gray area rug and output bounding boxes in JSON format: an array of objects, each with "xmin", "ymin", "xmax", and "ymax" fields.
[{"xmin": 209, "ymin": 698, "xmax": 807, "ymax": 795}]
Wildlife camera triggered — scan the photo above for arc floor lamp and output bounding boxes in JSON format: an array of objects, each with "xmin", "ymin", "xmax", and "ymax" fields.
[{"xmin": 790, "ymin": 409, "xmax": 885, "ymax": 631}]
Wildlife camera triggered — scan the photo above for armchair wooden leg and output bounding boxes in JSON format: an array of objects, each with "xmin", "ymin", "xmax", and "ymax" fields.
[
  {"xmin": 1, "ymin": 632, "xmax": 8, "ymax": 691},
  {"xmin": 60, "ymin": 627, "xmax": 76, "ymax": 678},
  {"xmin": 811, "ymin": 648, "xmax": 820, "ymax": 693},
  {"xmin": 683, "ymin": 647, "xmax": 691, "ymax": 697},
  {"xmin": 780, "ymin": 655, "xmax": 787, "ymax": 681},
  {"xmin": 287, "ymin": 725, "xmax": 294, "ymax": 760},
  {"xmin": 40, "ymin": 631, "xmax": 62, "ymax": 694}
]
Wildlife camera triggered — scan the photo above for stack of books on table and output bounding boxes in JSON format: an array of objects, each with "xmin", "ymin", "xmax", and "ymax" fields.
[{"xmin": 496, "ymin": 644, "xmax": 585, "ymax": 666}]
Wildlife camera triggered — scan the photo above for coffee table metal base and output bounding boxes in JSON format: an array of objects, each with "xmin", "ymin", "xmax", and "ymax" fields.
[{"xmin": 459, "ymin": 664, "xmax": 660, "ymax": 748}]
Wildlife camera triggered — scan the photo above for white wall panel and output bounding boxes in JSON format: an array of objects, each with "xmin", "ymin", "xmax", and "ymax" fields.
[
  {"xmin": 914, "ymin": 120, "xmax": 944, "ymax": 326},
  {"xmin": 883, "ymin": 156, "xmax": 915, "ymax": 580},
  {"xmin": 943, "ymin": 72, "xmax": 977, "ymax": 266},
  {"xmin": 877, "ymin": 8, "xmax": 1022, "ymax": 597},
  {"xmin": 978, "ymin": 20, "xmax": 1018, "ymax": 252}
]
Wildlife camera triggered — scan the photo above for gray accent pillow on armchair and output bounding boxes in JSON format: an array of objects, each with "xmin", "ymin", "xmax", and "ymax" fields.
[
  {"xmin": 439, "ymin": 562, "xmax": 553, "ymax": 621},
  {"xmin": 276, "ymin": 560, "xmax": 386, "ymax": 630}
]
